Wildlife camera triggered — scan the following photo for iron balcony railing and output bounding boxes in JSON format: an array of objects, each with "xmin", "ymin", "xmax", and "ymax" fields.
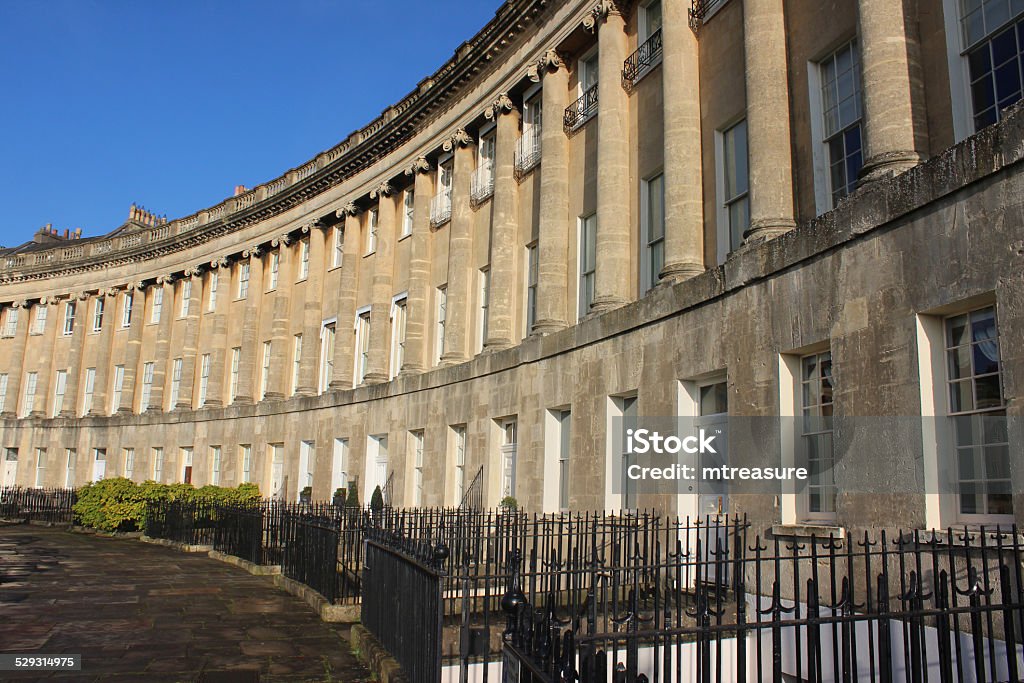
[
  {"xmin": 563, "ymin": 84, "xmax": 598, "ymax": 133},
  {"xmin": 690, "ymin": 0, "xmax": 727, "ymax": 28},
  {"xmin": 622, "ymin": 27, "xmax": 663, "ymax": 88},
  {"xmin": 458, "ymin": 465, "xmax": 484, "ymax": 511},
  {"xmin": 429, "ymin": 188, "xmax": 452, "ymax": 226},
  {"xmin": 469, "ymin": 163, "xmax": 494, "ymax": 205},
  {"xmin": 514, "ymin": 128, "xmax": 541, "ymax": 178}
]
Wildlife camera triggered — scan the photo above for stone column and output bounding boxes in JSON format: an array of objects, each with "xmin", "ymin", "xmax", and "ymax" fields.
[
  {"xmin": 93, "ymin": 288, "xmax": 118, "ymax": 411},
  {"xmin": 660, "ymin": 0, "xmax": 704, "ymax": 282},
  {"xmin": 440, "ymin": 129, "xmax": 475, "ymax": 365},
  {"xmin": 484, "ymin": 94, "xmax": 520, "ymax": 350},
  {"xmin": 591, "ymin": 4, "xmax": 632, "ymax": 314},
  {"xmin": 176, "ymin": 272, "xmax": 202, "ymax": 410},
  {"xmin": 364, "ymin": 184, "xmax": 398, "ymax": 384},
  {"xmin": 1, "ymin": 301, "xmax": 29, "ymax": 419},
  {"xmin": 32, "ymin": 295, "xmax": 66, "ymax": 417},
  {"xmin": 401, "ymin": 158, "xmax": 433, "ymax": 375},
  {"xmin": 856, "ymin": 0, "xmax": 926, "ymax": 180},
  {"xmin": 297, "ymin": 221, "xmax": 327, "ymax": 395},
  {"xmin": 235, "ymin": 250, "xmax": 261, "ymax": 404},
  {"xmin": 266, "ymin": 235, "xmax": 294, "ymax": 400},
  {"xmin": 118, "ymin": 283, "xmax": 146, "ymax": 413},
  {"xmin": 331, "ymin": 206, "xmax": 362, "ymax": 389},
  {"xmin": 204, "ymin": 262, "xmax": 230, "ymax": 407},
  {"xmin": 742, "ymin": 0, "xmax": 797, "ymax": 243},
  {"xmin": 53, "ymin": 292, "xmax": 86, "ymax": 417},
  {"xmin": 61, "ymin": 293, "xmax": 89, "ymax": 416},
  {"xmin": 533, "ymin": 51, "xmax": 571, "ymax": 334}
]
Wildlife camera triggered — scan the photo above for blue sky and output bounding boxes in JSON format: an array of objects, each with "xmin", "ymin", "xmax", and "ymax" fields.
[{"xmin": 0, "ymin": 0, "xmax": 502, "ymax": 247}]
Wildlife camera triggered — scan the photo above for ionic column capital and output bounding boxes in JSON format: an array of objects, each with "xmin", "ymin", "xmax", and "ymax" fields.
[
  {"xmin": 583, "ymin": 0, "xmax": 632, "ymax": 31},
  {"xmin": 337, "ymin": 202, "xmax": 361, "ymax": 218},
  {"xmin": 271, "ymin": 234, "xmax": 292, "ymax": 248},
  {"xmin": 527, "ymin": 49, "xmax": 569, "ymax": 82},
  {"xmin": 369, "ymin": 182, "xmax": 394, "ymax": 200},
  {"xmin": 240, "ymin": 246, "xmax": 261, "ymax": 260},
  {"xmin": 483, "ymin": 93, "xmax": 517, "ymax": 121},
  {"xmin": 155, "ymin": 273, "xmax": 176, "ymax": 285},
  {"xmin": 11, "ymin": 300, "xmax": 27, "ymax": 309},
  {"xmin": 101, "ymin": 286, "xmax": 122, "ymax": 298},
  {"xmin": 183, "ymin": 264, "xmax": 205, "ymax": 278},
  {"xmin": 442, "ymin": 128, "xmax": 474, "ymax": 152},
  {"xmin": 404, "ymin": 156, "xmax": 432, "ymax": 177}
]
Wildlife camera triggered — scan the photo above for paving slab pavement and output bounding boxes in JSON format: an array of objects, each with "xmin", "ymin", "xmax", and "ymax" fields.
[{"xmin": 0, "ymin": 524, "xmax": 371, "ymax": 682}]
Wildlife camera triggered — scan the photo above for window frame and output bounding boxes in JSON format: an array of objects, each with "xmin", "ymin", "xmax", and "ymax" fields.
[
  {"xmin": 640, "ymin": 172, "xmax": 666, "ymax": 295},
  {"xmin": 715, "ymin": 118, "xmax": 750, "ymax": 264}
]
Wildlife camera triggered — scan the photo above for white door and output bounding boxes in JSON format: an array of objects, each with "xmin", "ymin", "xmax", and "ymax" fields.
[
  {"xmin": 92, "ymin": 450, "xmax": 106, "ymax": 482},
  {"xmin": 2, "ymin": 449, "xmax": 18, "ymax": 487},
  {"xmin": 270, "ymin": 445, "xmax": 285, "ymax": 500},
  {"xmin": 500, "ymin": 419, "xmax": 518, "ymax": 499}
]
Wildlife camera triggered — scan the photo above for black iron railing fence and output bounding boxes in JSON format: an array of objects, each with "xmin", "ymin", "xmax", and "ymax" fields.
[
  {"xmin": 144, "ymin": 499, "xmax": 218, "ymax": 546},
  {"xmin": 362, "ymin": 528, "xmax": 448, "ymax": 683},
  {"xmin": 500, "ymin": 524, "xmax": 1024, "ymax": 683},
  {"xmin": 0, "ymin": 486, "xmax": 76, "ymax": 524},
  {"xmin": 281, "ymin": 509, "xmax": 341, "ymax": 603}
]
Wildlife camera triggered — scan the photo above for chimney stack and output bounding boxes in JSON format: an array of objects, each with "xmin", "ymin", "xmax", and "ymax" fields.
[{"xmin": 234, "ymin": 185, "xmax": 248, "ymax": 197}]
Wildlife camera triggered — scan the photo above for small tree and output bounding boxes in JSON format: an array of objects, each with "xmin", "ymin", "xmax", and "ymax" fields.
[
  {"xmin": 346, "ymin": 485, "xmax": 359, "ymax": 508},
  {"xmin": 370, "ymin": 485, "xmax": 385, "ymax": 512},
  {"xmin": 499, "ymin": 496, "xmax": 518, "ymax": 511}
]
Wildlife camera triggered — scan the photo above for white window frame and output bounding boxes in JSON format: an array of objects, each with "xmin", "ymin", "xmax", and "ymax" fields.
[
  {"xmin": 240, "ymin": 444, "xmax": 252, "ymax": 484},
  {"xmin": 198, "ymin": 353, "xmax": 210, "ymax": 407},
  {"xmin": 435, "ymin": 286, "xmax": 448, "ymax": 366},
  {"xmin": 152, "ymin": 447, "xmax": 164, "ymax": 483},
  {"xmin": 52, "ymin": 369, "xmax": 67, "ymax": 417},
  {"xmin": 410, "ymin": 430, "xmax": 425, "ymax": 507},
  {"xmin": 390, "ymin": 295, "xmax": 408, "ymax": 380},
  {"xmin": 578, "ymin": 214, "xmax": 597, "ymax": 321},
  {"xmin": 319, "ymin": 319, "xmax": 337, "ymax": 394},
  {"xmin": 579, "ymin": 46, "xmax": 599, "ymax": 95},
  {"xmin": 498, "ymin": 417, "xmax": 518, "ymax": 501},
  {"xmin": 237, "ymin": 262, "xmax": 250, "ymax": 299},
  {"xmin": 210, "ymin": 445, "xmax": 221, "ymax": 486},
  {"xmin": 525, "ymin": 242, "xmax": 539, "ymax": 336},
  {"xmin": 34, "ymin": 447, "xmax": 46, "ymax": 487},
  {"xmin": 477, "ymin": 267, "xmax": 490, "ymax": 353},
  {"xmin": 1, "ymin": 307, "xmax": 18, "ymax": 337},
  {"xmin": 92, "ymin": 297, "xmax": 104, "ymax": 332},
  {"xmin": 268, "ymin": 251, "xmax": 280, "ymax": 291},
  {"xmin": 230, "ymin": 347, "xmax": 241, "ymax": 402},
  {"xmin": 141, "ymin": 362, "xmax": 155, "ymax": 412},
  {"xmin": 640, "ymin": 172, "xmax": 665, "ymax": 295},
  {"xmin": 64, "ymin": 448, "xmax": 76, "ymax": 488},
  {"xmin": 121, "ymin": 292, "xmax": 133, "ymax": 327},
  {"xmin": 452, "ymin": 424, "xmax": 467, "ymax": 506},
  {"xmin": 331, "ymin": 438, "xmax": 349, "ymax": 494},
  {"xmin": 169, "ymin": 358, "xmax": 182, "ymax": 409},
  {"xmin": 260, "ymin": 341, "xmax": 271, "ymax": 401},
  {"xmin": 332, "ymin": 226, "xmax": 344, "ymax": 268},
  {"xmin": 123, "ymin": 447, "xmax": 135, "ymax": 481},
  {"xmin": 291, "ymin": 334, "xmax": 303, "ymax": 396},
  {"xmin": 63, "ymin": 302, "xmax": 76, "ymax": 335},
  {"xmin": 354, "ymin": 306, "xmax": 371, "ymax": 387},
  {"xmin": 207, "ymin": 272, "xmax": 218, "ymax": 311},
  {"xmin": 298, "ymin": 238, "xmax": 310, "ymax": 281},
  {"xmin": 366, "ymin": 209, "xmax": 379, "ymax": 255},
  {"xmin": 401, "ymin": 189, "xmax": 415, "ymax": 238},
  {"xmin": 0, "ymin": 373, "xmax": 8, "ymax": 414},
  {"xmin": 149, "ymin": 288, "xmax": 162, "ymax": 324},
  {"xmin": 180, "ymin": 280, "xmax": 192, "ymax": 318},
  {"xmin": 22, "ymin": 371, "xmax": 38, "ymax": 416},
  {"xmin": 32, "ymin": 305, "xmax": 47, "ymax": 335},
  {"xmin": 82, "ymin": 368, "xmax": 96, "ymax": 416},
  {"xmin": 111, "ymin": 365, "xmax": 125, "ymax": 415},
  {"xmin": 715, "ymin": 118, "xmax": 750, "ymax": 264}
]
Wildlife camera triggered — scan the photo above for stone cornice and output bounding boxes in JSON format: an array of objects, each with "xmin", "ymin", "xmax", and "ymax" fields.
[{"xmin": 0, "ymin": 0, "xmax": 554, "ymax": 288}]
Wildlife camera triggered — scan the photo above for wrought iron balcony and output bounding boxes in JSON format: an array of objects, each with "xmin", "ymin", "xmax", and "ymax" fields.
[
  {"xmin": 470, "ymin": 163, "xmax": 494, "ymax": 205},
  {"xmin": 429, "ymin": 188, "xmax": 452, "ymax": 227},
  {"xmin": 690, "ymin": 0, "xmax": 728, "ymax": 29},
  {"xmin": 622, "ymin": 28, "xmax": 663, "ymax": 88},
  {"xmin": 563, "ymin": 84, "xmax": 598, "ymax": 134},
  {"xmin": 514, "ymin": 129, "xmax": 541, "ymax": 178}
]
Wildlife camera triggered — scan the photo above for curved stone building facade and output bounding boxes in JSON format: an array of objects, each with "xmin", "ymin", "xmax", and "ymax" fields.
[{"xmin": 1, "ymin": 0, "xmax": 1023, "ymax": 533}]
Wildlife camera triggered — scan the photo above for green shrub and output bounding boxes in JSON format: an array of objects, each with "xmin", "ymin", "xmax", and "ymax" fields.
[
  {"xmin": 499, "ymin": 496, "xmax": 518, "ymax": 510},
  {"xmin": 370, "ymin": 485, "xmax": 384, "ymax": 511},
  {"xmin": 72, "ymin": 479, "xmax": 261, "ymax": 532},
  {"xmin": 346, "ymin": 486, "xmax": 359, "ymax": 507}
]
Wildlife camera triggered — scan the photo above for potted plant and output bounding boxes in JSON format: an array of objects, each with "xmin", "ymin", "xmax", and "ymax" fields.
[
  {"xmin": 370, "ymin": 485, "xmax": 385, "ymax": 512},
  {"xmin": 499, "ymin": 496, "xmax": 518, "ymax": 512},
  {"xmin": 332, "ymin": 488, "xmax": 346, "ymax": 507},
  {"xmin": 299, "ymin": 486, "xmax": 312, "ymax": 505}
]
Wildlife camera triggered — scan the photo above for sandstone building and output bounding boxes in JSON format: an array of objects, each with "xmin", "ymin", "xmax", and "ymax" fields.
[{"xmin": 0, "ymin": 0, "xmax": 1022, "ymax": 535}]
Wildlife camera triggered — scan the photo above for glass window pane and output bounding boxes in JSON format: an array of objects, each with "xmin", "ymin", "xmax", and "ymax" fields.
[
  {"xmin": 950, "ymin": 380, "xmax": 975, "ymax": 412},
  {"xmin": 974, "ymin": 373, "xmax": 1002, "ymax": 408}
]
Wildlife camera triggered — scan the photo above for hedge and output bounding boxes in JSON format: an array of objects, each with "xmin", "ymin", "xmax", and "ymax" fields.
[{"xmin": 72, "ymin": 479, "xmax": 260, "ymax": 532}]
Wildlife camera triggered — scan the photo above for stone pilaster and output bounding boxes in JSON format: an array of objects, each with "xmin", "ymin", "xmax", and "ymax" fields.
[
  {"xmin": 266, "ymin": 235, "xmax": 294, "ymax": 400},
  {"xmin": 440, "ymin": 129, "xmax": 475, "ymax": 365},
  {"xmin": 204, "ymin": 261, "xmax": 229, "ymax": 407},
  {"xmin": 364, "ymin": 183, "xmax": 398, "ymax": 385},
  {"xmin": 742, "ymin": 0, "xmax": 796, "ymax": 243},
  {"xmin": 331, "ymin": 206, "xmax": 362, "ymax": 389},
  {"xmin": 401, "ymin": 157, "xmax": 433, "ymax": 375},
  {"xmin": 118, "ymin": 284, "xmax": 146, "ymax": 414},
  {"xmin": 533, "ymin": 50, "xmax": 571, "ymax": 334},
  {"xmin": 660, "ymin": 0, "xmax": 704, "ymax": 282},
  {"xmin": 1, "ymin": 301, "xmax": 29, "ymax": 418},
  {"xmin": 297, "ymin": 221, "xmax": 327, "ymax": 395},
  {"xmin": 151, "ymin": 276, "xmax": 175, "ymax": 411},
  {"xmin": 176, "ymin": 272, "xmax": 202, "ymax": 410},
  {"xmin": 235, "ymin": 249, "xmax": 262, "ymax": 404},
  {"xmin": 484, "ymin": 94, "xmax": 520, "ymax": 350},
  {"xmin": 856, "ymin": 0, "xmax": 927, "ymax": 181},
  {"xmin": 591, "ymin": 5, "xmax": 632, "ymax": 313}
]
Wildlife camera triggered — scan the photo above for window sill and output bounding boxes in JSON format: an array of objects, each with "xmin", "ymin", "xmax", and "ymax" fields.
[
  {"xmin": 398, "ymin": 233, "xmax": 412, "ymax": 242},
  {"xmin": 771, "ymin": 523, "xmax": 846, "ymax": 540},
  {"xmin": 296, "ymin": 278, "xmax": 308, "ymax": 284},
  {"xmin": 363, "ymin": 251, "xmax": 376, "ymax": 258}
]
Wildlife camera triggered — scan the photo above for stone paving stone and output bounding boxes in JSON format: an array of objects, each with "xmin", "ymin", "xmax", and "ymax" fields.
[{"xmin": 0, "ymin": 525, "xmax": 371, "ymax": 682}]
